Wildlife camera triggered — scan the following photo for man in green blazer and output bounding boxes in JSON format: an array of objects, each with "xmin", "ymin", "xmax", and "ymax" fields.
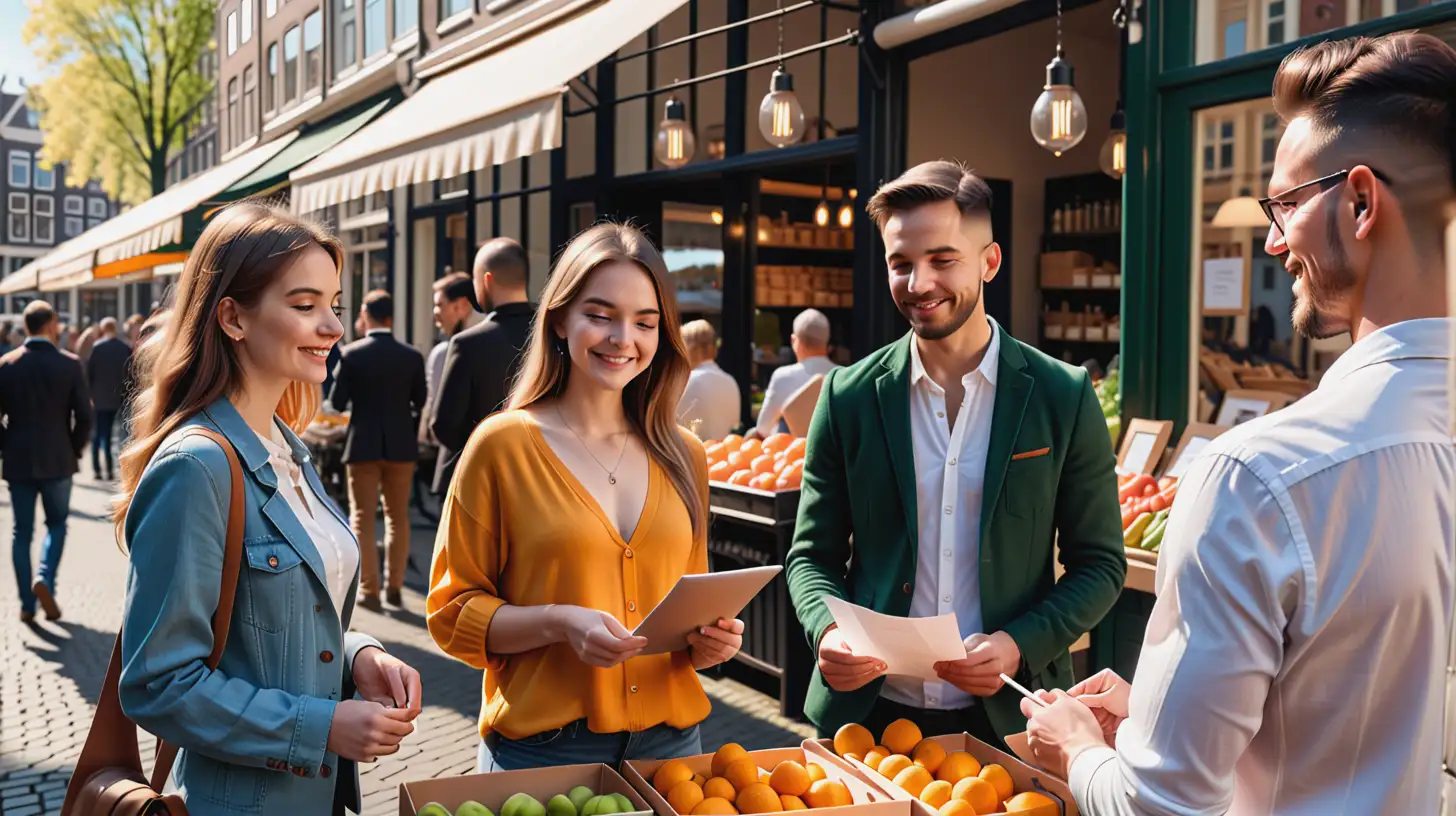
[{"xmin": 786, "ymin": 161, "xmax": 1126, "ymax": 747}]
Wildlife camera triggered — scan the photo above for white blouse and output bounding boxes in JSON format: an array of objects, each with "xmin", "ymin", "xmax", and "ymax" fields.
[{"xmin": 256, "ymin": 422, "xmax": 359, "ymax": 622}]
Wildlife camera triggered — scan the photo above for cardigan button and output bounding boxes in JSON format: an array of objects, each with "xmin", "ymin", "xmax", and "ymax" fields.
[
  {"xmin": 267, "ymin": 555, "xmax": 279, "ymax": 568},
  {"xmin": 320, "ymin": 650, "xmax": 334, "ymax": 664},
  {"xmin": 627, "ymin": 601, "xmax": 636, "ymax": 612},
  {"xmin": 624, "ymin": 549, "xmax": 634, "ymax": 559}
]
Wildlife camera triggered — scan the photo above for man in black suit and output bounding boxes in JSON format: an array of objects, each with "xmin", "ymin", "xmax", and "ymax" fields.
[
  {"xmin": 330, "ymin": 290, "xmax": 427, "ymax": 610},
  {"xmin": 86, "ymin": 317, "xmax": 132, "ymax": 480},
  {"xmin": 430, "ymin": 237, "xmax": 535, "ymax": 494},
  {"xmin": 0, "ymin": 301, "xmax": 93, "ymax": 623}
]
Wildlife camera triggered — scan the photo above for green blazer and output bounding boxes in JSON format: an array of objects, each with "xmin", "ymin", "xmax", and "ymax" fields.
[{"xmin": 785, "ymin": 327, "xmax": 1126, "ymax": 739}]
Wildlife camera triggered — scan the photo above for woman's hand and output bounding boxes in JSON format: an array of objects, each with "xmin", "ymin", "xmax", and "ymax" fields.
[
  {"xmin": 687, "ymin": 617, "xmax": 744, "ymax": 670},
  {"xmin": 555, "ymin": 605, "xmax": 648, "ymax": 667},
  {"xmin": 352, "ymin": 646, "xmax": 423, "ymax": 719},
  {"xmin": 326, "ymin": 700, "xmax": 414, "ymax": 762}
]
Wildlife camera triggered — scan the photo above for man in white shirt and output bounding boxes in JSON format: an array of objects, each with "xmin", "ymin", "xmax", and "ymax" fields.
[
  {"xmin": 421, "ymin": 271, "xmax": 477, "ymax": 448},
  {"xmin": 1023, "ymin": 32, "xmax": 1456, "ymax": 815},
  {"xmin": 755, "ymin": 309, "xmax": 839, "ymax": 435},
  {"xmin": 679, "ymin": 319, "xmax": 742, "ymax": 441}
]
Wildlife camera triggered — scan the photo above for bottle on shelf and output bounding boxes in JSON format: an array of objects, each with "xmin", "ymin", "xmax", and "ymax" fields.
[{"xmin": 1051, "ymin": 209, "xmax": 1064, "ymax": 234}]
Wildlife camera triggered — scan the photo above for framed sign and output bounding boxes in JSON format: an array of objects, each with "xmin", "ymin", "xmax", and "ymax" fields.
[
  {"xmin": 1117, "ymin": 418, "xmax": 1174, "ymax": 475},
  {"xmin": 1163, "ymin": 423, "xmax": 1229, "ymax": 479},
  {"xmin": 1202, "ymin": 257, "xmax": 1249, "ymax": 317},
  {"xmin": 1215, "ymin": 389, "xmax": 1295, "ymax": 427}
]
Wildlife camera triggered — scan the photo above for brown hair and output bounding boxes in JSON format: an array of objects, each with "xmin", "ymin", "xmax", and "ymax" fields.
[
  {"xmin": 433, "ymin": 271, "xmax": 473, "ymax": 300},
  {"xmin": 113, "ymin": 200, "xmax": 343, "ymax": 541},
  {"xmin": 362, "ymin": 289, "xmax": 393, "ymax": 323},
  {"xmin": 866, "ymin": 160, "xmax": 994, "ymax": 228},
  {"xmin": 508, "ymin": 223, "xmax": 704, "ymax": 540},
  {"xmin": 1273, "ymin": 32, "xmax": 1456, "ymax": 191}
]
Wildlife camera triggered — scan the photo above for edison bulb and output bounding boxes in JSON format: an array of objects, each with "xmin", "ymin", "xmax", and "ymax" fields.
[
  {"xmin": 711, "ymin": 209, "xmax": 724, "ymax": 225},
  {"xmin": 654, "ymin": 96, "xmax": 695, "ymax": 169},
  {"xmin": 814, "ymin": 198, "xmax": 830, "ymax": 228},
  {"xmin": 759, "ymin": 69, "xmax": 805, "ymax": 148},
  {"xmin": 1100, "ymin": 130, "xmax": 1127, "ymax": 179},
  {"xmin": 837, "ymin": 202, "xmax": 853, "ymax": 229},
  {"xmin": 1030, "ymin": 52, "xmax": 1087, "ymax": 156}
]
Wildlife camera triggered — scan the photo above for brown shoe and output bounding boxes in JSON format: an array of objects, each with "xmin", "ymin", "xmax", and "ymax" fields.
[
  {"xmin": 32, "ymin": 582, "xmax": 61, "ymax": 621},
  {"xmin": 20, "ymin": 610, "xmax": 34, "ymax": 624},
  {"xmin": 386, "ymin": 589, "xmax": 403, "ymax": 608},
  {"xmin": 356, "ymin": 593, "xmax": 383, "ymax": 613}
]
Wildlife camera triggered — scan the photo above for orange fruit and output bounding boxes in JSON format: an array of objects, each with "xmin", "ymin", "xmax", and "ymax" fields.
[
  {"xmin": 773, "ymin": 456, "xmax": 791, "ymax": 474},
  {"xmin": 938, "ymin": 800, "xmax": 977, "ymax": 816},
  {"xmin": 694, "ymin": 775, "xmax": 709, "ymax": 788},
  {"xmin": 709, "ymin": 461, "xmax": 732, "ymax": 482},
  {"xmin": 892, "ymin": 766, "xmax": 933, "ymax": 798},
  {"xmin": 759, "ymin": 769, "xmax": 773, "ymax": 784},
  {"xmin": 750, "ymin": 472, "xmax": 778, "ymax": 490},
  {"xmin": 785, "ymin": 438, "xmax": 807, "ymax": 459},
  {"xmin": 739, "ymin": 439, "xmax": 764, "ymax": 457},
  {"xmin": 1003, "ymin": 792, "xmax": 1058, "ymax": 816},
  {"xmin": 977, "ymin": 765, "xmax": 1013, "ymax": 803},
  {"xmin": 656, "ymin": 759, "xmax": 696, "ymax": 794},
  {"xmin": 863, "ymin": 747, "xmax": 891, "ymax": 771},
  {"xmin": 704, "ymin": 778, "xmax": 738, "ymax": 803},
  {"xmin": 722, "ymin": 433, "xmax": 744, "ymax": 449},
  {"xmin": 951, "ymin": 778, "xmax": 998, "ymax": 815},
  {"xmin": 919, "ymin": 780, "xmax": 953, "ymax": 809},
  {"xmin": 736, "ymin": 783, "xmax": 783, "ymax": 814},
  {"xmin": 763, "ymin": 433, "xmax": 793, "ymax": 454},
  {"xmin": 935, "ymin": 752, "xmax": 981, "ymax": 784},
  {"xmin": 805, "ymin": 764, "xmax": 826, "ymax": 784},
  {"xmin": 713, "ymin": 745, "xmax": 751, "ymax": 778},
  {"xmin": 775, "ymin": 470, "xmax": 802, "ymax": 490},
  {"xmin": 912, "ymin": 741, "xmax": 947, "ymax": 774},
  {"xmin": 727, "ymin": 450, "xmax": 751, "ymax": 469},
  {"xmin": 880, "ymin": 720, "xmax": 922, "ymax": 756},
  {"xmin": 843, "ymin": 753, "xmax": 863, "ymax": 765},
  {"xmin": 669, "ymin": 780, "xmax": 707, "ymax": 814},
  {"xmin": 803, "ymin": 780, "xmax": 852, "ymax": 810},
  {"xmin": 833, "ymin": 723, "xmax": 876, "ymax": 759},
  {"xmin": 693, "ymin": 798, "xmax": 739, "ymax": 816},
  {"xmin": 876, "ymin": 755, "xmax": 913, "ymax": 780},
  {"xmin": 751, "ymin": 454, "xmax": 776, "ymax": 476},
  {"xmin": 778, "ymin": 795, "xmax": 807, "ymax": 811},
  {"xmin": 769, "ymin": 762, "xmax": 811, "ymax": 797},
  {"xmin": 725, "ymin": 759, "xmax": 762, "ymax": 793},
  {"xmin": 728, "ymin": 469, "xmax": 754, "ymax": 486},
  {"xmin": 705, "ymin": 442, "xmax": 727, "ymax": 462}
]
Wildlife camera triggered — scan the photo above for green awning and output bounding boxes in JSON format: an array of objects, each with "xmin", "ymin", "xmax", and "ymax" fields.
[{"xmin": 222, "ymin": 93, "xmax": 399, "ymax": 201}]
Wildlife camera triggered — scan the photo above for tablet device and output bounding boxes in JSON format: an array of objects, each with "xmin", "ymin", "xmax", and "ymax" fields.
[{"xmin": 631, "ymin": 566, "xmax": 782, "ymax": 655}]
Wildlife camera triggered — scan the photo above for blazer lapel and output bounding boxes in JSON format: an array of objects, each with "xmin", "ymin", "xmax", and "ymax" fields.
[
  {"xmin": 980, "ymin": 327, "xmax": 1033, "ymax": 539},
  {"xmin": 875, "ymin": 335, "xmax": 919, "ymax": 548}
]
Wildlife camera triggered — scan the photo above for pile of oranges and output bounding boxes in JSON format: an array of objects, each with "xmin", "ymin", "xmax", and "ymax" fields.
[
  {"xmin": 651, "ymin": 744, "xmax": 853, "ymax": 815},
  {"xmin": 833, "ymin": 721, "xmax": 1058, "ymax": 816},
  {"xmin": 705, "ymin": 433, "xmax": 806, "ymax": 492}
]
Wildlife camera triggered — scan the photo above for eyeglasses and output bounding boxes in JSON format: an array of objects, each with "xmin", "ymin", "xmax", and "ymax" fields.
[{"xmin": 1258, "ymin": 167, "xmax": 1392, "ymax": 238}]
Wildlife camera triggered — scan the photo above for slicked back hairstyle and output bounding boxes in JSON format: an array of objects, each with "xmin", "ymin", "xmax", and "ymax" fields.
[{"xmin": 865, "ymin": 160, "xmax": 994, "ymax": 229}]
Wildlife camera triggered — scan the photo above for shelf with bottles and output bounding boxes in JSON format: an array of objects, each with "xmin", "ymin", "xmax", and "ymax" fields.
[
  {"xmin": 754, "ymin": 264, "xmax": 854, "ymax": 309},
  {"xmin": 1042, "ymin": 303, "xmax": 1120, "ymax": 343},
  {"xmin": 753, "ymin": 214, "xmax": 855, "ymax": 251},
  {"xmin": 1044, "ymin": 172, "xmax": 1124, "ymax": 264}
]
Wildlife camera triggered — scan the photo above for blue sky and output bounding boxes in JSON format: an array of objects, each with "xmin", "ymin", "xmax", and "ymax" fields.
[{"xmin": 0, "ymin": 1, "xmax": 43, "ymax": 95}]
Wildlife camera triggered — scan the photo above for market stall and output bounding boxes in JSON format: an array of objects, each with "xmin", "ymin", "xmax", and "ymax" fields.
[{"xmin": 301, "ymin": 412, "xmax": 349, "ymax": 508}]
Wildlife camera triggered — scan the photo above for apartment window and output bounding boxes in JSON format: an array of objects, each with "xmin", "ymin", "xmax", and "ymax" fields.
[
  {"xmin": 8, "ymin": 152, "xmax": 30, "ymax": 188},
  {"xmin": 33, "ymin": 196, "xmax": 53, "ymax": 244},
  {"xmin": 440, "ymin": 0, "xmax": 469, "ymax": 19},
  {"xmin": 335, "ymin": 0, "xmax": 358, "ymax": 73},
  {"xmin": 304, "ymin": 10, "xmax": 323, "ymax": 93},
  {"xmin": 242, "ymin": 0, "xmax": 254, "ymax": 43},
  {"xmin": 88, "ymin": 198, "xmax": 107, "ymax": 219},
  {"xmin": 34, "ymin": 164, "xmax": 54, "ymax": 191},
  {"xmin": 1264, "ymin": 0, "xmax": 1285, "ymax": 48},
  {"xmin": 25, "ymin": 108, "xmax": 38, "ymax": 129},
  {"xmin": 243, "ymin": 66, "xmax": 257, "ymax": 140},
  {"xmin": 364, "ymin": 0, "xmax": 385, "ymax": 56},
  {"xmin": 227, "ymin": 11, "xmax": 238, "ymax": 55},
  {"xmin": 1223, "ymin": 19, "xmax": 1246, "ymax": 59},
  {"xmin": 1202, "ymin": 119, "xmax": 1235, "ymax": 178},
  {"xmin": 265, "ymin": 44, "xmax": 278, "ymax": 111},
  {"xmin": 267, "ymin": 0, "xmax": 277, "ymax": 16},
  {"xmin": 8, "ymin": 194, "xmax": 29, "ymax": 242},
  {"xmin": 64, "ymin": 216, "xmax": 83, "ymax": 238},
  {"xmin": 64, "ymin": 195, "xmax": 82, "ymax": 215},
  {"xmin": 1260, "ymin": 113, "xmax": 1282, "ymax": 170},
  {"xmin": 283, "ymin": 26, "xmax": 300, "ymax": 104},
  {"xmin": 227, "ymin": 78, "xmax": 239, "ymax": 150},
  {"xmin": 394, "ymin": 0, "xmax": 417, "ymax": 37}
]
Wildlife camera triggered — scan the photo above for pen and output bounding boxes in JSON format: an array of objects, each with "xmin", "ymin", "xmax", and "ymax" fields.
[{"xmin": 1000, "ymin": 673, "xmax": 1048, "ymax": 708}]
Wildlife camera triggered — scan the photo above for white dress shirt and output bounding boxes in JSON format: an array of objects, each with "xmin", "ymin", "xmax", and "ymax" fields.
[
  {"xmin": 1069, "ymin": 318, "xmax": 1454, "ymax": 815},
  {"xmin": 680, "ymin": 360, "xmax": 743, "ymax": 441},
  {"xmin": 256, "ymin": 423, "xmax": 360, "ymax": 622},
  {"xmin": 756, "ymin": 355, "xmax": 840, "ymax": 434},
  {"xmin": 882, "ymin": 322, "xmax": 1001, "ymax": 711}
]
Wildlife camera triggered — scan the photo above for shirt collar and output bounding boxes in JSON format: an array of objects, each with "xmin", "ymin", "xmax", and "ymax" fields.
[
  {"xmin": 693, "ymin": 360, "xmax": 721, "ymax": 373},
  {"xmin": 909, "ymin": 317, "xmax": 1001, "ymax": 388},
  {"xmin": 1319, "ymin": 318, "xmax": 1452, "ymax": 387},
  {"xmin": 366, "ymin": 329, "xmax": 391, "ymax": 337},
  {"xmin": 23, "ymin": 336, "xmax": 54, "ymax": 348}
]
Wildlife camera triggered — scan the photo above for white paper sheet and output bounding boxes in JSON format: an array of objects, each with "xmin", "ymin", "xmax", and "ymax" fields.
[{"xmin": 822, "ymin": 596, "xmax": 966, "ymax": 682}]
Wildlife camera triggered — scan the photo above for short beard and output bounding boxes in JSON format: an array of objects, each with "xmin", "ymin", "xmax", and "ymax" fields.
[
  {"xmin": 1291, "ymin": 208, "xmax": 1358, "ymax": 339},
  {"xmin": 901, "ymin": 277, "xmax": 982, "ymax": 341}
]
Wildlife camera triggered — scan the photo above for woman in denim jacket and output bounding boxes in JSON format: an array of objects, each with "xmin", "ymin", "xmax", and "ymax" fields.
[{"xmin": 114, "ymin": 202, "xmax": 424, "ymax": 815}]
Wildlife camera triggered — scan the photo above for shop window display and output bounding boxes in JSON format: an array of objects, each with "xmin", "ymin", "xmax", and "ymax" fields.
[
  {"xmin": 1196, "ymin": 0, "xmax": 1449, "ymax": 64},
  {"xmin": 662, "ymin": 203, "xmax": 725, "ymax": 325}
]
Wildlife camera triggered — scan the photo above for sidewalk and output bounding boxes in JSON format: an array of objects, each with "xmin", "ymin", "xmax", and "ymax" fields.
[{"xmin": 0, "ymin": 472, "xmax": 812, "ymax": 816}]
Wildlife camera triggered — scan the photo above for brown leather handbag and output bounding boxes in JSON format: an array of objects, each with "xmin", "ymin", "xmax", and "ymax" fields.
[{"xmin": 61, "ymin": 427, "xmax": 246, "ymax": 816}]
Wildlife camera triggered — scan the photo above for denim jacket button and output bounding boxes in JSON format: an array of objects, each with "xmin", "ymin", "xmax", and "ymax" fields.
[
  {"xmin": 320, "ymin": 650, "xmax": 334, "ymax": 663},
  {"xmin": 320, "ymin": 765, "xmax": 331, "ymax": 778},
  {"xmin": 267, "ymin": 555, "xmax": 279, "ymax": 568}
]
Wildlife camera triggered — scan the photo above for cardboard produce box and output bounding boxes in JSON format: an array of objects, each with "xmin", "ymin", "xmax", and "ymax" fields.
[
  {"xmin": 399, "ymin": 763, "xmax": 651, "ymax": 816},
  {"xmin": 625, "ymin": 746, "xmax": 914, "ymax": 816},
  {"xmin": 805, "ymin": 734, "xmax": 1077, "ymax": 816}
]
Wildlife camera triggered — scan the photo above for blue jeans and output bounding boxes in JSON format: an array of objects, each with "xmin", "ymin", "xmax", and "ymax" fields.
[
  {"xmin": 10, "ymin": 478, "xmax": 72, "ymax": 615},
  {"xmin": 92, "ymin": 410, "xmax": 118, "ymax": 475},
  {"xmin": 477, "ymin": 721, "xmax": 703, "ymax": 772}
]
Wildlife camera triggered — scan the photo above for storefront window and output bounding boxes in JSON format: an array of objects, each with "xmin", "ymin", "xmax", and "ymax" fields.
[
  {"xmin": 662, "ymin": 203, "xmax": 725, "ymax": 326},
  {"xmin": 1196, "ymin": 0, "xmax": 1451, "ymax": 64}
]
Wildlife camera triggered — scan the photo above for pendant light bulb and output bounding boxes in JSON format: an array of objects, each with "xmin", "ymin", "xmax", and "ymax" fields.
[
  {"xmin": 654, "ymin": 96, "xmax": 696, "ymax": 169},
  {"xmin": 759, "ymin": 68, "xmax": 806, "ymax": 148},
  {"xmin": 814, "ymin": 195, "xmax": 830, "ymax": 228},
  {"xmin": 837, "ymin": 201, "xmax": 853, "ymax": 229},
  {"xmin": 1099, "ymin": 105, "xmax": 1128, "ymax": 180},
  {"xmin": 1030, "ymin": 48, "xmax": 1087, "ymax": 156}
]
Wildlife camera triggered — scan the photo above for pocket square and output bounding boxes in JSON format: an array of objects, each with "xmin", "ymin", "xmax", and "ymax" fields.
[{"xmin": 1011, "ymin": 447, "xmax": 1051, "ymax": 461}]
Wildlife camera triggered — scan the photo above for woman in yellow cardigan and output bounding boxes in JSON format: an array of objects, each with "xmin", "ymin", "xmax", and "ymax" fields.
[{"xmin": 427, "ymin": 223, "xmax": 743, "ymax": 771}]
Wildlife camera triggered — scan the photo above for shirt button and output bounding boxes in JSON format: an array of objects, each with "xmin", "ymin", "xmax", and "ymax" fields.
[
  {"xmin": 942, "ymin": 549, "xmax": 951, "ymax": 558},
  {"xmin": 936, "ymin": 411, "xmax": 945, "ymax": 419},
  {"xmin": 943, "ymin": 595, "xmax": 952, "ymax": 603},
  {"xmin": 627, "ymin": 601, "xmax": 636, "ymax": 612},
  {"xmin": 944, "ymin": 506, "xmax": 952, "ymax": 515},
  {"xmin": 630, "ymin": 685, "xmax": 639, "ymax": 693},
  {"xmin": 314, "ymin": 604, "xmax": 322, "ymax": 613},
  {"xmin": 267, "ymin": 555, "xmax": 279, "ymax": 568},
  {"xmin": 624, "ymin": 549, "xmax": 634, "ymax": 559},
  {"xmin": 902, "ymin": 582, "xmax": 912, "ymax": 594},
  {"xmin": 319, "ymin": 651, "xmax": 334, "ymax": 664},
  {"xmin": 948, "ymin": 458, "xmax": 956, "ymax": 466},
  {"xmin": 928, "ymin": 697, "xmax": 939, "ymax": 705}
]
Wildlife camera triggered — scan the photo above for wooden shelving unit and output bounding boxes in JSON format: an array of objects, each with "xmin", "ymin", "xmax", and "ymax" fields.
[{"xmin": 1040, "ymin": 172, "xmax": 1124, "ymax": 369}]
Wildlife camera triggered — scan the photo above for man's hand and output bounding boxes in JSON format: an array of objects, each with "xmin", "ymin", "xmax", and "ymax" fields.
[
  {"xmin": 818, "ymin": 624, "xmax": 886, "ymax": 691},
  {"xmin": 933, "ymin": 631, "xmax": 1021, "ymax": 695},
  {"xmin": 352, "ymin": 646, "xmax": 423, "ymax": 720},
  {"xmin": 1022, "ymin": 689, "xmax": 1107, "ymax": 778},
  {"xmin": 1065, "ymin": 668, "xmax": 1131, "ymax": 747}
]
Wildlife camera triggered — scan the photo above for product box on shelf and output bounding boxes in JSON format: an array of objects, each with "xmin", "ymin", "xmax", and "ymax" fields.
[
  {"xmin": 805, "ymin": 734, "xmax": 1078, "ymax": 816},
  {"xmin": 625, "ymin": 746, "xmax": 913, "ymax": 816},
  {"xmin": 398, "ymin": 763, "xmax": 651, "ymax": 816},
  {"xmin": 1039, "ymin": 251, "xmax": 1095, "ymax": 289}
]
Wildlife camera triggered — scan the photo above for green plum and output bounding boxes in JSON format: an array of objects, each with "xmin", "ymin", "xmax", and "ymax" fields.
[
  {"xmin": 547, "ymin": 794, "xmax": 577, "ymax": 816},
  {"xmin": 416, "ymin": 804, "xmax": 453, "ymax": 816},
  {"xmin": 608, "ymin": 794, "xmax": 635, "ymax": 813},
  {"xmin": 456, "ymin": 802, "xmax": 494, "ymax": 816},
  {"xmin": 567, "ymin": 786, "xmax": 596, "ymax": 814},
  {"xmin": 503, "ymin": 793, "xmax": 545, "ymax": 816}
]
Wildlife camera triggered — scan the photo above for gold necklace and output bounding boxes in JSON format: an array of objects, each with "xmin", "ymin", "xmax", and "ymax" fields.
[{"xmin": 555, "ymin": 405, "xmax": 629, "ymax": 485}]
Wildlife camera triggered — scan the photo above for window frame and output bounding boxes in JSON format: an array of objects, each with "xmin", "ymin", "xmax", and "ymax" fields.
[
  {"xmin": 243, "ymin": 65, "xmax": 257, "ymax": 140},
  {"xmin": 283, "ymin": 26, "xmax": 301, "ymax": 105},
  {"xmin": 267, "ymin": 0, "xmax": 277, "ymax": 16},
  {"xmin": 394, "ymin": 0, "xmax": 418, "ymax": 38},
  {"xmin": 63, "ymin": 195, "xmax": 83, "ymax": 215},
  {"xmin": 265, "ymin": 43, "xmax": 279, "ymax": 113},
  {"xmin": 8, "ymin": 193, "xmax": 30, "ymax": 243},
  {"xmin": 227, "ymin": 11, "xmax": 239, "ymax": 55},
  {"xmin": 33, "ymin": 163, "xmax": 55, "ymax": 191},
  {"xmin": 87, "ymin": 198, "xmax": 108, "ymax": 219},
  {"xmin": 227, "ymin": 77, "xmax": 240, "ymax": 150},
  {"xmin": 335, "ymin": 0, "xmax": 359, "ymax": 75},
  {"xmin": 33, "ymin": 195, "xmax": 54, "ymax": 244},
  {"xmin": 64, "ymin": 216, "xmax": 83, "ymax": 238},
  {"xmin": 241, "ymin": 0, "xmax": 253, "ymax": 43},
  {"xmin": 8, "ymin": 151, "xmax": 31, "ymax": 189},
  {"xmin": 363, "ymin": 0, "xmax": 386, "ymax": 58},
  {"xmin": 303, "ymin": 9, "xmax": 324, "ymax": 94}
]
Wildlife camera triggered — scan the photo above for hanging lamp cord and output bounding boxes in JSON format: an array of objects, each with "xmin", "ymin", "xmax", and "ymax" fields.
[
  {"xmin": 1055, "ymin": 0, "xmax": 1064, "ymax": 55},
  {"xmin": 776, "ymin": 0, "xmax": 785, "ymax": 71}
]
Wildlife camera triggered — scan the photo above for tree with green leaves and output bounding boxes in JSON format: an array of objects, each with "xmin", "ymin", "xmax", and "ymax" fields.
[{"xmin": 24, "ymin": 0, "xmax": 216, "ymax": 203}]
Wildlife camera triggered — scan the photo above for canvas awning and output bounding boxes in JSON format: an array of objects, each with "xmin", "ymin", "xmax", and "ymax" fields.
[
  {"xmin": 289, "ymin": 0, "xmax": 691, "ymax": 213},
  {"xmin": 220, "ymin": 94, "xmax": 397, "ymax": 202}
]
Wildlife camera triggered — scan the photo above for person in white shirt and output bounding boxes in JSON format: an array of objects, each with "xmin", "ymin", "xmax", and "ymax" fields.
[
  {"xmin": 422, "ymin": 271, "xmax": 477, "ymax": 447},
  {"xmin": 679, "ymin": 319, "xmax": 742, "ymax": 441},
  {"xmin": 1023, "ymin": 32, "xmax": 1456, "ymax": 815},
  {"xmin": 755, "ymin": 309, "xmax": 839, "ymax": 435}
]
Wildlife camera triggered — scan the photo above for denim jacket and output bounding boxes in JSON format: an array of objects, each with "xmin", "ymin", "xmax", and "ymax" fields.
[{"xmin": 119, "ymin": 396, "xmax": 383, "ymax": 816}]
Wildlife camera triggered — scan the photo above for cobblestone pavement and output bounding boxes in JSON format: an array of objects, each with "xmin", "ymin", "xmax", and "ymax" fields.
[{"xmin": 0, "ymin": 472, "xmax": 813, "ymax": 816}]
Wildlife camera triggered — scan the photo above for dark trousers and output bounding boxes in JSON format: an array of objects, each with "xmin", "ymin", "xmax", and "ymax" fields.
[
  {"xmin": 10, "ymin": 478, "xmax": 72, "ymax": 615},
  {"xmin": 862, "ymin": 694, "xmax": 1005, "ymax": 752},
  {"xmin": 92, "ymin": 409, "xmax": 118, "ymax": 476}
]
